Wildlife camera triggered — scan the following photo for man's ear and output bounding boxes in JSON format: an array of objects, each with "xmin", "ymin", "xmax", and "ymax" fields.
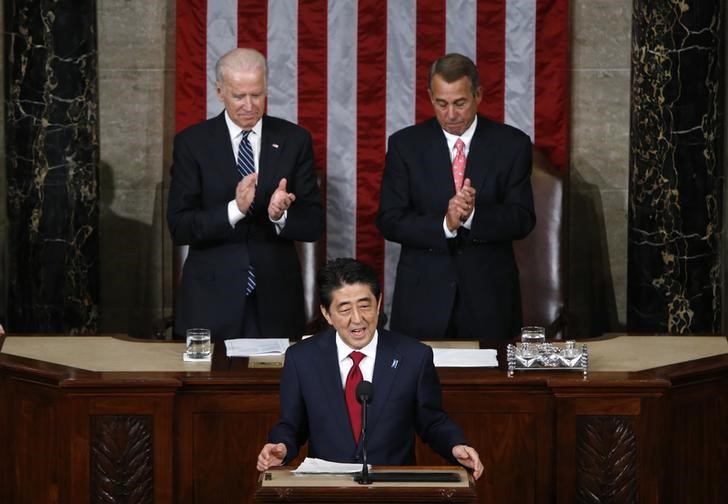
[
  {"xmin": 473, "ymin": 85, "xmax": 483, "ymax": 105},
  {"xmin": 377, "ymin": 295, "xmax": 383, "ymax": 313},
  {"xmin": 319, "ymin": 305, "xmax": 333, "ymax": 326}
]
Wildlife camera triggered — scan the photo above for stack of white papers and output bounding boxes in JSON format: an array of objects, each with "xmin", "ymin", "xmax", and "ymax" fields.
[
  {"xmin": 224, "ymin": 338, "xmax": 289, "ymax": 357},
  {"xmin": 293, "ymin": 457, "xmax": 369, "ymax": 474},
  {"xmin": 432, "ymin": 348, "xmax": 498, "ymax": 367}
]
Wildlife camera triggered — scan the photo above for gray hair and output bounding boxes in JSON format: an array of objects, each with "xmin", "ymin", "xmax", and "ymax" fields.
[{"xmin": 215, "ymin": 48, "xmax": 268, "ymax": 88}]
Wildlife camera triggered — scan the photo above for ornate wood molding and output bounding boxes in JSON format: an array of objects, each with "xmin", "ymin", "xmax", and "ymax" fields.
[
  {"xmin": 90, "ymin": 415, "xmax": 153, "ymax": 504},
  {"xmin": 576, "ymin": 416, "xmax": 638, "ymax": 503}
]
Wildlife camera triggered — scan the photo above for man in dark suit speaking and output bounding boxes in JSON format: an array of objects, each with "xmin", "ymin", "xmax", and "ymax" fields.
[
  {"xmin": 167, "ymin": 48, "xmax": 323, "ymax": 341},
  {"xmin": 256, "ymin": 258, "xmax": 483, "ymax": 480},
  {"xmin": 377, "ymin": 53, "xmax": 535, "ymax": 341}
]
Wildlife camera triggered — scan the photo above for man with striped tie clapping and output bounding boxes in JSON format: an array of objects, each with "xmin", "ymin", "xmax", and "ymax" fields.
[{"xmin": 168, "ymin": 48, "xmax": 323, "ymax": 341}]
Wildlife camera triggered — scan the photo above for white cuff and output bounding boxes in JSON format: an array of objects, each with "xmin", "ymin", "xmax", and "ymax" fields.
[
  {"xmin": 270, "ymin": 210, "xmax": 288, "ymax": 234},
  {"xmin": 443, "ymin": 217, "xmax": 458, "ymax": 238},
  {"xmin": 228, "ymin": 200, "xmax": 246, "ymax": 227}
]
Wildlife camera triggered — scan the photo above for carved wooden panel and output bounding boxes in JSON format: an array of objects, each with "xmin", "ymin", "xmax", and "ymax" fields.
[
  {"xmin": 575, "ymin": 416, "xmax": 637, "ymax": 504},
  {"xmin": 90, "ymin": 415, "xmax": 154, "ymax": 504}
]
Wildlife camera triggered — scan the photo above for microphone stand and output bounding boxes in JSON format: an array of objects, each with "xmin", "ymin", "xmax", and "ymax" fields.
[
  {"xmin": 351, "ymin": 379, "xmax": 462, "ymax": 485},
  {"xmin": 354, "ymin": 380, "xmax": 373, "ymax": 484},
  {"xmin": 356, "ymin": 398, "xmax": 371, "ymax": 484}
]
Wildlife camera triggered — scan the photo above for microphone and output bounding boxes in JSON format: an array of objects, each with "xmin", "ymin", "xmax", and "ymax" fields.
[
  {"xmin": 354, "ymin": 380, "xmax": 373, "ymax": 484},
  {"xmin": 356, "ymin": 380, "xmax": 373, "ymax": 404}
]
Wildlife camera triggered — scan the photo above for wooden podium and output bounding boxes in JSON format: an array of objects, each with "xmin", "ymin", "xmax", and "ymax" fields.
[
  {"xmin": 1, "ymin": 334, "xmax": 727, "ymax": 503},
  {"xmin": 254, "ymin": 466, "xmax": 477, "ymax": 503}
]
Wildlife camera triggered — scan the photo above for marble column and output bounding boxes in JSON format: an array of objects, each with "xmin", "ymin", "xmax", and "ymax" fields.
[
  {"xmin": 5, "ymin": 0, "xmax": 99, "ymax": 333},
  {"xmin": 628, "ymin": 1, "xmax": 724, "ymax": 333}
]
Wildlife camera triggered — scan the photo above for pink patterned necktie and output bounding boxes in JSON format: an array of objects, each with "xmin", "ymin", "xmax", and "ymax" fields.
[
  {"xmin": 344, "ymin": 351, "xmax": 365, "ymax": 443},
  {"xmin": 452, "ymin": 138, "xmax": 466, "ymax": 191}
]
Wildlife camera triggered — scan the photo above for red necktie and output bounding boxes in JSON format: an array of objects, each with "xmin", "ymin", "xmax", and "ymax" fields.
[
  {"xmin": 452, "ymin": 138, "xmax": 466, "ymax": 190},
  {"xmin": 344, "ymin": 351, "xmax": 365, "ymax": 443}
]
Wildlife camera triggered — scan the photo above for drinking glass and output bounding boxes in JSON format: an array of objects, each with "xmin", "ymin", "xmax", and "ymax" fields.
[
  {"xmin": 520, "ymin": 326, "xmax": 545, "ymax": 347},
  {"xmin": 186, "ymin": 328, "xmax": 211, "ymax": 359}
]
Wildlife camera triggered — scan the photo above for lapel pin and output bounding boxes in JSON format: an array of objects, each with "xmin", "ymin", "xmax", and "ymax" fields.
[
  {"xmin": 272, "ymin": 143, "xmax": 279, "ymax": 149},
  {"xmin": 391, "ymin": 359, "xmax": 398, "ymax": 369}
]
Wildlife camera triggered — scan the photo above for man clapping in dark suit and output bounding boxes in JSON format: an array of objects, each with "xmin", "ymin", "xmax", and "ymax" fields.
[
  {"xmin": 167, "ymin": 48, "xmax": 323, "ymax": 341},
  {"xmin": 256, "ymin": 258, "xmax": 483, "ymax": 480},
  {"xmin": 377, "ymin": 53, "xmax": 535, "ymax": 341}
]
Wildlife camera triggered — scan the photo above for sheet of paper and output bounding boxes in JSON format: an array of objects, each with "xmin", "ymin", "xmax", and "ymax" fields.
[
  {"xmin": 432, "ymin": 348, "xmax": 498, "ymax": 367},
  {"xmin": 293, "ymin": 457, "xmax": 369, "ymax": 474},
  {"xmin": 224, "ymin": 338, "xmax": 289, "ymax": 357}
]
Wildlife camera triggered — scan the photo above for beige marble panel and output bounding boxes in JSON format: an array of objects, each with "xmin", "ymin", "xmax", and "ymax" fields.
[
  {"xmin": 97, "ymin": 0, "xmax": 176, "ymax": 337},
  {"xmin": 99, "ymin": 71, "xmax": 166, "ymax": 189},
  {"xmin": 572, "ymin": 0, "xmax": 632, "ymax": 69},
  {"xmin": 571, "ymin": 69, "xmax": 631, "ymax": 190},
  {"xmin": 97, "ymin": 0, "xmax": 171, "ymax": 71},
  {"xmin": 570, "ymin": 0, "xmax": 632, "ymax": 338},
  {"xmin": 600, "ymin": 188, "xmax": 629, "ymax": 322},
  {"xmin": 569, "ymin": 180, "xmax": 619, "ymax": 339},
  {"xmin": 99, "ymin": 186, "xmax": 164, "ymax": 337},
  {"xmin": 567, "ymin": 184, "xmax": 628, "ymax": 335}
]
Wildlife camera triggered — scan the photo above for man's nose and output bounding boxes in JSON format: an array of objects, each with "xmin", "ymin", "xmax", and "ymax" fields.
[{"xmin": 350, "ymin": 308, "xmax": 362, "ymax": 323}]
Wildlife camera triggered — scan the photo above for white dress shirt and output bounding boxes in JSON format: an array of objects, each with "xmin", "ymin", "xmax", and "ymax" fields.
[
  {"xmin": 335, "ymin": 330, "xmax": 378, "ymax": 387},
  {"xmin": 442, "ymin": 116, "xmax": 478, "ymax": 237},
  {"xmin": 224, "ymin": 112, "xmax": 286, "ymax": 230}
]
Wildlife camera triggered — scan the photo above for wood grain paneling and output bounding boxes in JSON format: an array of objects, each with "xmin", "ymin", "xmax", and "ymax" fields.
[{"xmin": 1, "ymin": 338, "xmax": 727, "ymax": 503}]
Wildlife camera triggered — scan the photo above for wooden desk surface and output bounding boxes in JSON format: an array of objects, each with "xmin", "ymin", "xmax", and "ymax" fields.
[
  {"xmin": 255, "ymin": 466, "xmax": 477, "ymax": 503},
  {"xmin": 1, "ymin": 333, "xmax": 726, "ymax": 373},
  {"xmin": 259, "ymin": 466, "xmax": 471, "ymax": 488}
]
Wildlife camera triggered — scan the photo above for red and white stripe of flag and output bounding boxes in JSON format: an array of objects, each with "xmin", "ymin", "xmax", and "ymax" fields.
[{"xmin": 176, "ymin": 0, "xmax": 569, "ymax": 311}]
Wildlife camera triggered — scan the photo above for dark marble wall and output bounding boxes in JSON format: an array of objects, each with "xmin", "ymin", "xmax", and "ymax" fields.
[
  {"xmin": 628, "ymin": 1, "xmax": 724, "ymax": 333},
  {"xmin": 4, "ymin": 0, "xmax": 99, "ymax": 333}
]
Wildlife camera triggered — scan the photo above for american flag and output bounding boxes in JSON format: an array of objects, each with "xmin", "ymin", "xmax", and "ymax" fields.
[{"xmin": 175, "ymin": 0, "xmax": 569, "ymax": 312}]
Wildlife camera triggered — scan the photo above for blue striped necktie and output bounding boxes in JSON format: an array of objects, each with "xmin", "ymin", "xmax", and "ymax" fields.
[
  {"xmin": 237, "ymin": 130, "xmax": 256, "ymax": 295},
  {"xmin": 237, "ymin": 131, "xmax": 256, "ymax": 210}
]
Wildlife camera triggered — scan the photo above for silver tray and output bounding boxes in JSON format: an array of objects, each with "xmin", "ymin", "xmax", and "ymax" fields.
[{"xmin": 506, "ymin": 341, "xmax": 588, "ymax": 377}]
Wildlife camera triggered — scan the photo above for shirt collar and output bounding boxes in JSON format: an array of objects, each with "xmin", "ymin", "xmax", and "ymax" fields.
[
  {"xmin": 336, "ymin": 330, "xmax": 379, "ymax": 363},
  {"xmin": 442, "ymin": 115, "xmax": 478, "ymax": 150},
  {"xmin": 224, "ymin": 111, "xmax": 263, "ymax": 141}
]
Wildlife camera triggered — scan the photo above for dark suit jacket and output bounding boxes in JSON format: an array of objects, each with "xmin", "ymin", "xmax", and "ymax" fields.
[
  {"xmin": 269, "ymin": 328, "xmax": 467, "ymax": 466},
  {"xmin": 377, "ymin": 115, "xmax": 535, "ymax": 341},
  {"xmin": 167, "ymin": 113, "xmax": 323, "ymax": 340}
]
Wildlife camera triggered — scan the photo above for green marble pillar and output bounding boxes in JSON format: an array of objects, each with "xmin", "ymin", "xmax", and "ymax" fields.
[
  {"xmin": 628, "ymin": 0, "xmax": 724, "ymax": 333},
  {"xmin": 5, "ymin": 0, "xmax": 99, "ymax": 333}
]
